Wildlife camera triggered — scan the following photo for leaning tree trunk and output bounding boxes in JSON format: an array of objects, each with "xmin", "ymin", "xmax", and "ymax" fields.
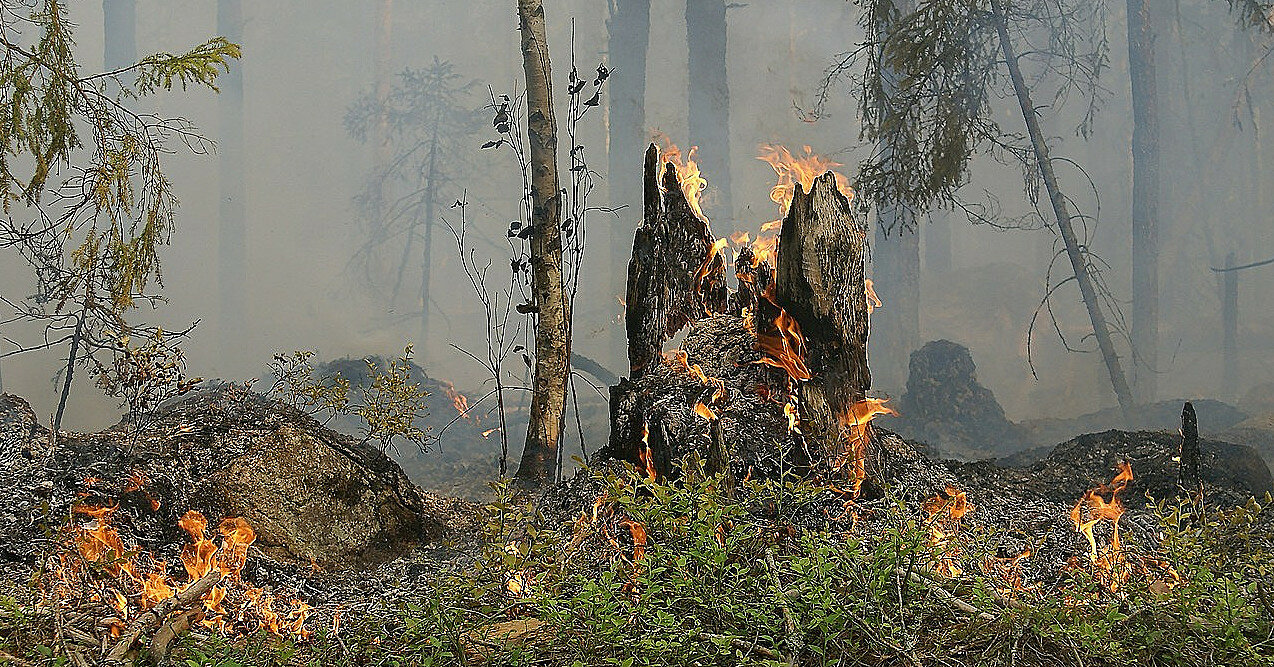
[
  {"xmin": 990, "ymin": 0, "xmax": 1135, "ymax": 418},
  {"xmin": 606, "ymin": 0, "xmax": 652, "ymax": 365},
  {"xmin": 1127, "ymin": 0, "xmax": 1160, "ymax": 403},
  {"xmin": 686, "ymin": 0, "xmax": 732, "ymax": 223},
  {"xmin": 515, "ymin": 0, "xmax": 569, "ymax": 487}
]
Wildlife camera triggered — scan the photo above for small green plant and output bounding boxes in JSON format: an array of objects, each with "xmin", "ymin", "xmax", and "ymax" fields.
[{"xmin": 266, "ymin": 345, "xmax": 429, "ymax": 455}]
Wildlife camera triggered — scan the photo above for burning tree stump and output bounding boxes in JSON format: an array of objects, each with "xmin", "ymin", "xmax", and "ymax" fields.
[
  {"xmin": 604, "ymin": 148, "xmax": 913, "ymax": 492},
  {"xmin": 626, "ymin": 143, "xmax": 728, "ymax": 377},
  {"xmin": 770, "ymin": 173, "xmax": 877, "ymax": 481}
]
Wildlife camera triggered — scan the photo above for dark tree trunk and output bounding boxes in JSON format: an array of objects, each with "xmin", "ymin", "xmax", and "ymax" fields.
[
  {"xmin": 1127, "ymin": 0, "xmax": 1160, "ymax": 403},
  {"xmin": 606, "ymin": 0, "xmax": 651, "ymax": 365},
  {"xmin": 871, "ymin": 224, "xmax": 920, "ymax": 395},
  {"xmin": 53, "ymin": 308, "xmax": 85, "ymax": 433},
  {"xmin": 515, "ymin": 0, "xmax": 569, "ymax": 487},
  {"xmin": 868, "ymin": 0, "xmax": 919, "ymax": 396},
  {"xmin": 626, "ymin": 144, "xmax": 726, "ymax": 376},
  {"xmin": 686, "ymin": 0, "xmax": 732, "ymax": 223},
  {"xmin": 418, "ymin": 131, "xmax": 439, "ymax": 363},
  {"xmin": 217, "ymin": 0, "xmax": 246, "ymax": 371},
  {"xmin": 1178, "ymin": 401, "xmax": 1200, "ymax": 497}
]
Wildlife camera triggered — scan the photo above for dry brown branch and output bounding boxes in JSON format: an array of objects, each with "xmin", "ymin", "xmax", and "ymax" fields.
[{"xmin": 105, "ymin": 567, "xmax": 224, "ymax": 665}]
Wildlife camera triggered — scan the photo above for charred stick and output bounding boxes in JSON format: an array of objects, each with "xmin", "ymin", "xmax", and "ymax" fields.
[
  {"xmin": 1179, "ymin": 401, "xmax": 1201, "ymax": 499},
  {"xmin": 105, "ymin": 567, "xmax": 224, "ymax": 664},
  {"xmin": 149, "ymin": 609, "xmax": 201, "ymax": 664}
]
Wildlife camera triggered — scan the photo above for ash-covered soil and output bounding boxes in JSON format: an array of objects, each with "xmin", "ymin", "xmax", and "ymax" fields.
[{"xmin": 1, "ymin": 379, "xmax": 1270, "ymax": 642}]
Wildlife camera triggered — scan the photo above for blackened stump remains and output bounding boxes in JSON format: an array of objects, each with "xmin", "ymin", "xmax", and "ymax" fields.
[
  {"xmin": 626, "ymin": 143, "xmax": 727, "ymax": 378},
  {"xmin": 609, "ymin": 152, "xmax": 891, "ymax": 487}
]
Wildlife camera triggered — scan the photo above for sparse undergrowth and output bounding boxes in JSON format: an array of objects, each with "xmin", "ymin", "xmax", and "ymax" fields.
[{"xmin": 2, "ymin": 462, "xmax": 1271, "ymax": 667}]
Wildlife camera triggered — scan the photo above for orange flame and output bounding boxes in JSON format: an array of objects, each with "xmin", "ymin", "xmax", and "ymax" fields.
[
  {"xmin": 54, "ymin": 499, "xmax": 308, "ymax": 641},
  {"xmin": 865, "ymin": 278, "xmax": 882, "ymax": 314},
  {"xmin": 694, "ymin": 402, "xmax": 717, "ymax": 421},
  {"xmin": 638, "ymin": 422, "xmax": 656, "ymax": 481},
  {"xmin": 655, "ymin": 134, "xmax": 708, "ymax": 222},
  {"xmin": 924, "ymin": 487, "xmax": 972, "ymax": 578},
  {"xmin": 441, "ymin": 380, "xmax": 471, "ymax": 420},
  {"xmin": 837, "ymin": 398, "xmax": 898, "ymax": 496},
  {"xmin": 756, "ymin": 286, "xmax": 811, "ymax": 383},
  {"xmin": 756, "ymin": 144, "xmax": 853, "ymax": 218}
]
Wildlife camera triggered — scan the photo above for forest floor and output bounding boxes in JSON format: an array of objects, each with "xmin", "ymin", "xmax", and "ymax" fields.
[{"xmin": 2, "ymin": 456, "xmax": 1272, "ymax": 667}]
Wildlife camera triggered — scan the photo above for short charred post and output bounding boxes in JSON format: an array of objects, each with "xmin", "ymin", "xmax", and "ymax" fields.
[{"xmin": 1179, "ymin": 401, "xmax": 1201, "ymax": 498}]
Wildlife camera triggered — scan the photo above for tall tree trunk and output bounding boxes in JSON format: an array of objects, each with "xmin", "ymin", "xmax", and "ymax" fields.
[
  {"xmin": 515, "ymin": 0, "xmax": 569, "ymax": 487},
  {"xmin": 217, "ymin": 0, "xmax": 246, "ymax": 372},
  {"xmin": 419, "ymin": 131, "xmax": 439, "ymax": 358},
  {"xmin": 1127, "ymin": 0, "xmax": 1160, "ymax": 403},
  {"xmin": 606, "ymin": 0, "xmax": 651, "ymax": 366},
  {"xmin": 990, "ymin": 0, "xmax": 1135, "ymax": 417},
  {"xmin": 871, "ymin": 224, "xmax": 919, "ymax": 395},
  {"xmin": 686, "ymin": 0, "xmax": 732, "ymax": 223},
  {"xmin": 869, "ymin": 0, "xmax": 919, "ymax": 395}
]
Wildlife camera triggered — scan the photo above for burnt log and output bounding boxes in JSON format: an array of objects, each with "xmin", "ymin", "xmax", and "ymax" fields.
[{"xmin": 626, "ymin": 143, "xmax": 728, "ymax": 376}]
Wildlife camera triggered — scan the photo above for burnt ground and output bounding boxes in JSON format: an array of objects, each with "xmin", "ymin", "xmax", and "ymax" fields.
[{"xmin": 1, "ymin": 375, "xmax": 1271, "ymax": 651}]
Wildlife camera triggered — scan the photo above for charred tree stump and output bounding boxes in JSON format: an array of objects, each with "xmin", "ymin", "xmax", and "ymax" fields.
[
  {"xmin": 626, "ymin": 143, "xmax": 727, "ymax": 376},
  {"xmin": 607, "ymin": 153, "xmax": 902, "ymax": 490},
  {"xmin": 772, "ymin": 174, "xmax": 873, "ymax": 474}
]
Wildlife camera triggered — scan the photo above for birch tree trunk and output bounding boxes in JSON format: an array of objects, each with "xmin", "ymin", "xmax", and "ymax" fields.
[
  {"xmin": 989, "ymin": 0, "xmax": 1135, "ymax": 417},
  {"xmin": 686, "ymin": 0, "xmax": 732, "ymax": 223},
  {"xmin": 1127, "ymin": 0, "xmax": 1160, "ymax": 403},
  {"xmin": 606, "ymin": 0, "xmax": 651, "ymax": 365},
  {"xmin": 515, "ymin": 0, "xmax": 569, "ymax": 486}
]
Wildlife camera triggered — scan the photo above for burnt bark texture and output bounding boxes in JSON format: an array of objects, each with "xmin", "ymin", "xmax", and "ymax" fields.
[
  {"xmin": 775, "ymin": 174, "xmax": 872, "ymax": 461},
  {"xmin": 1127, "ymin": 0, "xmax": 1161, "ymax": 403},
  {"xmin": 626, "ymin": 144, "xmax": 725, "ymax": 376},
  {"xmin": 606, "ymin": 0, "xmax": 652, "ymax": 364},
  {"xmin": 516, "ymin": 0, "xmax": 570, "ymax": 487},
  {"xmin": 686, "ymin": 0, "xmax": 732, "ymax": 223},
  {"xmin": 217, "ymin": 0, "xmax": 246, "ymax": 372},
  {"xmin": 990, "ymin": 0, "xmax": 1135, "ymax": 417}
]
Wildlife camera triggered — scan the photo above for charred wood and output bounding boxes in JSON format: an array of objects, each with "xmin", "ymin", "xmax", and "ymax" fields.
[
  {"xmin": 1179, "ymin": 401, "xmax": 1201, "ymax": 497},
  {"xmin": 626, "ymin": 143, "xmax": 727, "ymax": 376}
]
